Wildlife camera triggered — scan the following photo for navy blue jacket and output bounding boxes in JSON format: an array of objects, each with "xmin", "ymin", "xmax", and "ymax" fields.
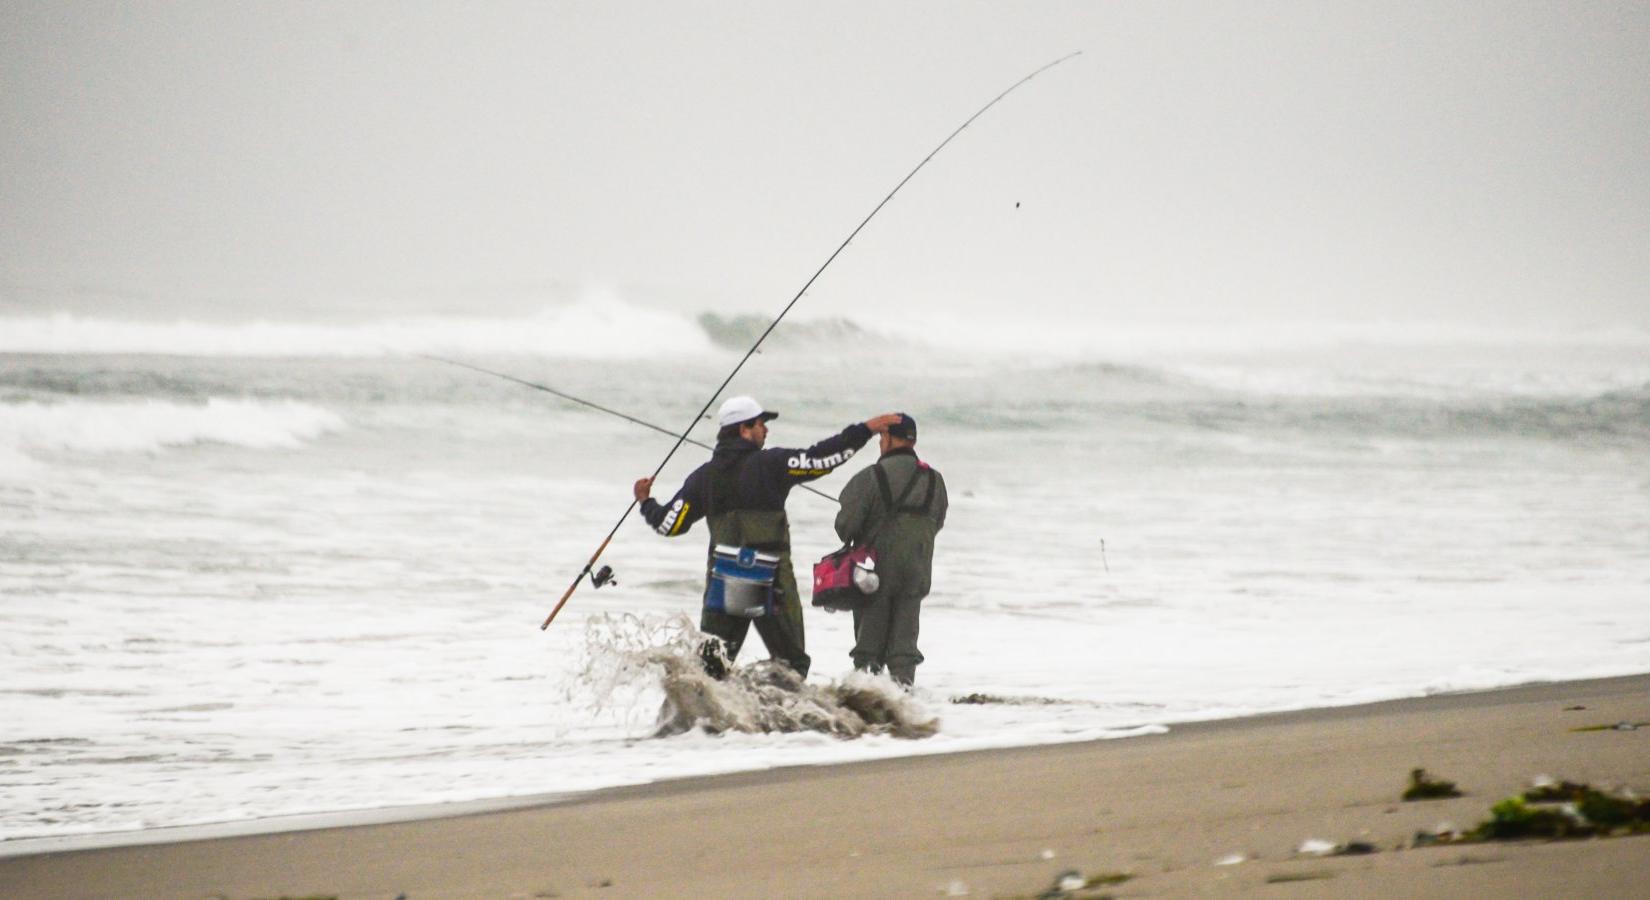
[{"xmin": 640, "ymin": 423, "xmax": 872, "ymax": 540}]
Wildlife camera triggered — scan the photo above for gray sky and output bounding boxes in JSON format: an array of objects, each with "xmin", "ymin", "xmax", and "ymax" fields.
[{"xmin": 3, "ymin": 1, "xmax": 1647, "ymax": 328}]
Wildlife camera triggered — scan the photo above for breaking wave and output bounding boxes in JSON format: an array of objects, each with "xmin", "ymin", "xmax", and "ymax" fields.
[
  {"xmin": 0, "ymin": 307, "xmax": 896, "ymax": 361},
  {"xmin": 574, "ymin": 613, "xmax": 939, "ymax": 740},
  {"xmin": 0, "ymin": 298, "xmax": 715, "ymax": 359},
  {"xmin": 7, "ymin": 293, "xmax": 1647, "ymax": 366},
  {"xmin": 696, "ymin": 313, "xmax": 893, "ymax": 351},
  {"xmin": 0, "ymin": 397, "xmax": 346, "ymax": 456}
]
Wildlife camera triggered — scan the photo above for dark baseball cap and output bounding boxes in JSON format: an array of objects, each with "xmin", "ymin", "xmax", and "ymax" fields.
[{"xmin": 888, "ymin": 413, "xmax": 917, "ymax": 441}]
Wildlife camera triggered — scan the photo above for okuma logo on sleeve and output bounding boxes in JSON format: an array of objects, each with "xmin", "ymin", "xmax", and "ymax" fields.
[{"xmin": 788, "ymin": 446, "xmax": 855, "ymax": 473}]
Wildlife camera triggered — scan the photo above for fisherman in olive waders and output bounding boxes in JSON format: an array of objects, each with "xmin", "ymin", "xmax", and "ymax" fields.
[
  {"xmin": 636, "ymin": 396, "xmax": 901, "ymax": 678},
  {"xmin": 834, "ymin": 414, "xmax": 947, "ymax": 686}
]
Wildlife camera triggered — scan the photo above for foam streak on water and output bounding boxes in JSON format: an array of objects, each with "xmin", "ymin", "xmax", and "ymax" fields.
[{"xmin": 2, "ymin": 318, "xmax": 1648, "ymax": 846}]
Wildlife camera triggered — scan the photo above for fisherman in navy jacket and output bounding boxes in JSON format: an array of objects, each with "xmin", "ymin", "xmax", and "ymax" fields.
[{"xmin": 636, "ymin": 396, "xmax": 899, "ymax": 678}]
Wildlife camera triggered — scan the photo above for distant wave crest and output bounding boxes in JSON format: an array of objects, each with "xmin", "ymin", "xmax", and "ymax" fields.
[
  {"xmin": 696, "ymin": 313, "xmax": 886, "ymax": 351},
  {"xmin": 8, "ymin": 298, "xmax": 1646, "ymax": 363},
  {"xmin": 0, "ymin": 397, "xmax": 345, "ymax": 457},
  {"xmin": 0, "ymin": 299, "xmax": 715, "ymax": 359}
]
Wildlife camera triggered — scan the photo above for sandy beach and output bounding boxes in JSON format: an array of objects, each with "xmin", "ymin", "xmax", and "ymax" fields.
[{"xmin": 4, "ymin": 673, "xmax": 1648, "ymax": 899}]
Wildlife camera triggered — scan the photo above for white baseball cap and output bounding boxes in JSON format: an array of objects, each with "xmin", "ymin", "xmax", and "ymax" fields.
[{"xmin": 717, "ymin": 395, "xmax": 779, "ymax": 428}]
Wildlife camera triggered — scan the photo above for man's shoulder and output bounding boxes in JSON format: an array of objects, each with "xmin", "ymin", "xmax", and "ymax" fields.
[
  {"xmin": 881, "ymin": 453, "xmax": 925, "ymax": 475},
  {"xmin": 679, "ymin": 457, "xmax": 721, "ymax": 486},
  {"xmin": 752, "ymin": 446, "xmax": 797, "ymax": 466},
  {"xmin": 906, "ymin": 457, "xmax": 945, "ymax": 493},
  {"xmin": 837, "ymin": 461, "xmax": 880, "ymax": 496},
  {"xmin": 841, "ymin": 460, "xmax": 879, "ymax": 482}
]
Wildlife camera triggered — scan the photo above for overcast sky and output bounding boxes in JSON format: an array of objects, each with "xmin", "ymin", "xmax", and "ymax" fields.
[{"xmin": 3, "ymin": 1, "xmax": 1647, "ymax": 328}]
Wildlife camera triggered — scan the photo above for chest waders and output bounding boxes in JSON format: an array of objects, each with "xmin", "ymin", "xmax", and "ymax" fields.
[
  {"xmin": 697, "ymin": 456, "xmax": 810, "ymax": 679},
  {"xmin": 852, "ymin": 462, "xmax": 940, "ymax": 687}
]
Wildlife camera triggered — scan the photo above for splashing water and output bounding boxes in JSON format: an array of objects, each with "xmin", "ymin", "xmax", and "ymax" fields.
[{"xmin": 573, "ymin": 613, "xmax": 940, "ymax": 740}]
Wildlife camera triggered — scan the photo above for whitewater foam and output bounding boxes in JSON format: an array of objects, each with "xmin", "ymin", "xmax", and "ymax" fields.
[
  {"xmin": 0, "ymin": 397, "xmax": 346, "ymax": 457},
  {"xmin": 1166, "ymin": 362, "xmax": 1650, "ymax": 401},
  {"xmin": 574, "ymin": 613, "xmax": 939, "ymax": 740},
  {"xmin": 866, "ymin": 311, "xmax": 1650, "ymax": 360},
  {"xmin": 0, "ymin": 298, "xmax": 715, "ymax": 359},
  {"xmin": 0, "ymin": 442, "xmax": 42, "ymax": 483}
]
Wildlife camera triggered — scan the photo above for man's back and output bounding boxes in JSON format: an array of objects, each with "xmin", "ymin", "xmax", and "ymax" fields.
[{"xmin": 837, "ymin": 450, "xmax": 947, "ymax": 599}]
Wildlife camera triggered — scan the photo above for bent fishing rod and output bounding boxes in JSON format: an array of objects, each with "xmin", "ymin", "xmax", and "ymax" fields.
[
  {"xmin": 417, "ymin": 353, "xmax": 839, "ymax": 503},
  {"xmin": 542, "ymin": 50, "xmax": 1083, "ymax": 631}
]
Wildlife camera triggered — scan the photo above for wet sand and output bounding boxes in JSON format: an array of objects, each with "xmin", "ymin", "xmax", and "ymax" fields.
[{"xmin": 4, "ymin": 673, "xmax": 1648, "ymax": 899}]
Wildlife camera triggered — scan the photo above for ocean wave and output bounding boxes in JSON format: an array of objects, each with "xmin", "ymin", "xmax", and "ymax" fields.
[
  {"xmin": 0, "ymin": 398, "xmax": 346, "ymax": 456},
  {"xmin": 0, "ymin": 298, "xmax": 715, "ymax": 359},
  {"xmin": 696, "ymin": 313, "xmax": 891, "ymax": 351},
  {"xmin": 862, "ymin": 310, "xmax": 1650, "ymax": 357},
  {"xmin": 1141, "ymin": 391, "xmax": 1650, "ymax": 443},
  {"xmin": 7, "ymin": 296, "xmax": 1647, "ymax": 363},
  {"xmin": 1433, "ymin": 390, "xmax": 1650, "ymax": 440},
  {"xmin": 1164, "ymin": 361, "xmax": 1650, "ymax": 401}
]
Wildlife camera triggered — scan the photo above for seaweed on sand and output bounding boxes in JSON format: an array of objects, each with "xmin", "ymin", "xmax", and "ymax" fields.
[
  {"xmin": 1443, "ymin": 778, "xmax": 1650, "ymax": 842},
  {"xmin": 1402, "ymin": 768, "xmax": 1464, "ymax": 801},
  {"xmin": 1471, "ymin": 781, "xmax": 1650, "ymax": 839}
]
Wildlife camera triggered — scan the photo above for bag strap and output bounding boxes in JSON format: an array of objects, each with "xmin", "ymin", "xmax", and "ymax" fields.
[
  {"xmin": 913, "ymin": 466, "xmax": 936, "ymax": 515},
  {"xmin": 862, "ymin": 463, "xmax": 927, "ymax": 546}
]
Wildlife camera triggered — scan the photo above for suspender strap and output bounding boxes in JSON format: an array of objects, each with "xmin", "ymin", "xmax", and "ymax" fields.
[
  {"xmin": 873, "ymin": 464, "xmax": 932, "ymax": 513},
  {"xmin": 873, "ymin": 464, "xmax": 892, "ymax": 508},
  {"xmin": 867, "ymin": 463, "xmax": 931, "ymax": 544}
]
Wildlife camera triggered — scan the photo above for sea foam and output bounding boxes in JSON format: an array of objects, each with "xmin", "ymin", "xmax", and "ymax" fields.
[
  {"xmin": 0, "ymin": 397, "xmax": 345, "ymax": 457},
  {"xmin": 0, "ymin": 297, "xmax": 714, "ymax": 359}
]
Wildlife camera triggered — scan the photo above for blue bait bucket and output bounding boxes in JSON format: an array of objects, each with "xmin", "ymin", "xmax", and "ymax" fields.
[{"xmin": 706, "ymin": 544, "xmax": 779, "ymax": 618}]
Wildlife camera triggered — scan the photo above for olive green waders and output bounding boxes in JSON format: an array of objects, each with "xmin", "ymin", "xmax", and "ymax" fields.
[
  {"xmin": 839, "ymin": 457, "xmax": 944, "ymax": 687},
  {"xmin": 851, "ymin": 592, "xmax": 923, "ymax": 685},
  {"xmin": 701, "ymin": 508, "xmax": 809, "ymax": 678}
]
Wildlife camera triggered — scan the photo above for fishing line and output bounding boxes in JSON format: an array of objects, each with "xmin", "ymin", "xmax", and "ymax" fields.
[
  {"xmin": 542, "ymin": 50, "xmax": 1083, "ymax": 630},
  {"xmin": 418, "ymin": 353, "xmax": 839, "ymax": 503}
]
